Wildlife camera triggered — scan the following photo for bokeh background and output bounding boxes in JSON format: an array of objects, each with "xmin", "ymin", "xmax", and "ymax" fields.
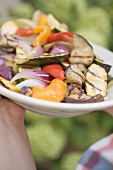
[{"xmin": 0, "ymin": 0, "xmax": 113, "ymax": 169}]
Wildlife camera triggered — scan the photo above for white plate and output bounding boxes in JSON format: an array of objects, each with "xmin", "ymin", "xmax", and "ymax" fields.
[{"xmin": 0, "ymin": 42, "xmax": 113, "ymax": 117}]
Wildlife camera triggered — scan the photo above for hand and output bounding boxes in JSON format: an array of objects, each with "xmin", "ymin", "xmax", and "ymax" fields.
[
  {"xmin": 0, "ymin": 95, "xmax": 25, "ymax": 123},
  {"xmin": 0, "ymin": 96, "xmax": 36, "ymax": 170}
]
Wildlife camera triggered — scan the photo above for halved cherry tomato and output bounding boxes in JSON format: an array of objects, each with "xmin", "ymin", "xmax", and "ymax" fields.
[
  {"xmin": 47, "ymin": 32, "xmax": 73, "ymax": 43},
  {"xmin": 42, "ymin": 64, "xmax": 65, "ymax": 80},
  {"xmin": 16, "ymin": 27, "xmax": 33, "ymax": 36}
]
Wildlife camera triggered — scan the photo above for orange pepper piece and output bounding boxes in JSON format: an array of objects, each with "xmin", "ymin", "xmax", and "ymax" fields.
[
  {"xmin": 38, "ymin": 15, "xmax": 49, "ymax": 27},
  {"xmin": 32, "ymin": 85, "xmax": 43, "ymax": 93},
  {"xmin": 33, "ymin": 25, "xmax": 51, "ymax": 47},
  {"xmin": 32, "ymin": 79, "xmax": 67, "ymax": 102}
]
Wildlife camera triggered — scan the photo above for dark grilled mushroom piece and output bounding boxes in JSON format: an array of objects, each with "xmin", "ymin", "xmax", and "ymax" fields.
[
  {"xmin": 85, "ymin": 63, "xmax": 107, "ymax": 97},
  {"xmin": 65, "ymin": 63, "xmax": 86, "ymax": 85},
  {"xmin": 69, "ymin": 34, "xmax": 94, "ymax": 66}
]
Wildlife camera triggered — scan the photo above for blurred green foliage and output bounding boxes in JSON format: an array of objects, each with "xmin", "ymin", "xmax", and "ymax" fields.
[
  {"xmin": 21, "ymin": 0, "xmax": 113, "ymax": 49},
  {"xmin": 9, "ymin": 2, "xmax": 34, "ymax": 19},
  {"xmin": 60, "ymin": 152, "xmax": 82, "ymax": 170},
  {"xmin": 9, "ymin": 0, "xmax": 113, "ymax": 49},
  {"xmin": 27, "ymin": 123, "xmax": 67, "ymax": 161},
  {"xmin": 5, "ymin": 0, "xmax": 113, "ymax": 169}
]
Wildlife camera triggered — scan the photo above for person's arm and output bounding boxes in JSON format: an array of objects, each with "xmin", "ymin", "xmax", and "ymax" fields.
[{"xmin": 0, "ymin": 96, "xmax": 36, "ymax": 170}]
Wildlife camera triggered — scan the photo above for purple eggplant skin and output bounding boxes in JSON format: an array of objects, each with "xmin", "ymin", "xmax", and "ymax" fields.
[{"xmin": 64, "ymin": 94, "xmax": 104, "ymax": 103}]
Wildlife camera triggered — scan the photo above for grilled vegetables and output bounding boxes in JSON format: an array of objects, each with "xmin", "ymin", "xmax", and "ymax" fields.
[
  {"xmin": 70, "ymin": 34, "xmax": 94, "ymax": 66},
  {"xmin": 0, "ymin": 76, "xmax": 20, "ymax": 92},
  {"xmin": 85, "ymin": 63, "xmax": 107, "ymax": 97},
  {"xmin": 14, "ymin": 52, "xmax": 69, "ymax": 66},
  {"xmin": 65, "ymin": 63, "xmax": 86, "ymax": 85},
  {"xmin": 64, "ymin": 80, "xmax": 105, "ymax": 103},
  {"xmin": 0, "ymin": 9, "xmax": 112, "ymax": 103}
]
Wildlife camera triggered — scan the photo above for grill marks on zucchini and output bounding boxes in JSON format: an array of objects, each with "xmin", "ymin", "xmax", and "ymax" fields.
[
  {"xmin": 14, "ymin": 53, "xmax": 69, "ymax": 66},
  {"xmin": 85, "ymin": 63, "xmax": 107, "ymax": 97},
  {"xmin": 85, "ymin": 80, "xmax": 101, "ymax": 91}
]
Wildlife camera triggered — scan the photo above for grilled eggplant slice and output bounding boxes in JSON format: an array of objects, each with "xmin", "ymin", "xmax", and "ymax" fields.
[
  {"xmin": 85, "ymin": 63, "xmax": 107, "ymax": 97},
  {"xmin": 66, "ymin": 83, "xmax": 87, "ymax": 99},
  {"xmin": 65, "ymin": 83, "xmax": 104, "ymax": 103},
  {"xmin": 65, "ymin": 63, "xmax": 86, "ymax": 85},
  {"xmin": 70, "ymin": 34, "xmax": 94, "ymax": 66},
  {"xmin": 14, "ymin": 52, "xmax": 69, "ymax": 66},
  {"xmin": 64, "ymin": 94, "xmax": 104, "ymax": 103}
]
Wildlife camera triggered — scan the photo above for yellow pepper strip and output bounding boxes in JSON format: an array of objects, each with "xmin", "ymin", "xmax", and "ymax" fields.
[
  {"xmin": 38, "ymin": 15, "xmax": 49, "ymax": 27},
  {"xmin": 33, "ymin": 25, "xmax": 52, "ymax": 47}
]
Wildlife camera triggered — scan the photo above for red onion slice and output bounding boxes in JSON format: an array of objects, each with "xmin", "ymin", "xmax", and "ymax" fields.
[
  {"xmin": 16, "ymin": 78, "xmax": 49, "ymax": 89},
  {"xmin": 0, "ymin": 58, "xmax": 5, "ymax": 66},
  {"xmin": 29, "ymin": 46, "xmax": 44, "ymax": 58},
  {"xmin": 10, "ymin": 69, "xmax": 53, "ymax": 83},
  {"xmin": 50, "ymin": 45, "xmax": 70, "ymax": 54}
]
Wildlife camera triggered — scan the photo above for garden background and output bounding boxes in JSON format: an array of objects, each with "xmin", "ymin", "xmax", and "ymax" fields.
[{"xmin": 0, "ymin": 0, "xmax": 113, "ymax": 169}]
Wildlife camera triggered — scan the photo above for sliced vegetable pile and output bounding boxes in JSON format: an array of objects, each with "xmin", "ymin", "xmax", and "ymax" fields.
[{"xmin": 0, "ymin": 10, "xmax": 112, "ymax": 103}]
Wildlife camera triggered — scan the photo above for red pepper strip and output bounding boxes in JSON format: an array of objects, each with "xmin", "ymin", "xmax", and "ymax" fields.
[
  {"xmin": 47, "ymin": 32, "xmax": 73, "ymax": 43},
  {"xmin": 16, "ymin": 27, "xmax": 33, "ymax": 36},
  {"xmin": 42, "ymin": 64, "xmax": 65, "ymax": 80}
]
